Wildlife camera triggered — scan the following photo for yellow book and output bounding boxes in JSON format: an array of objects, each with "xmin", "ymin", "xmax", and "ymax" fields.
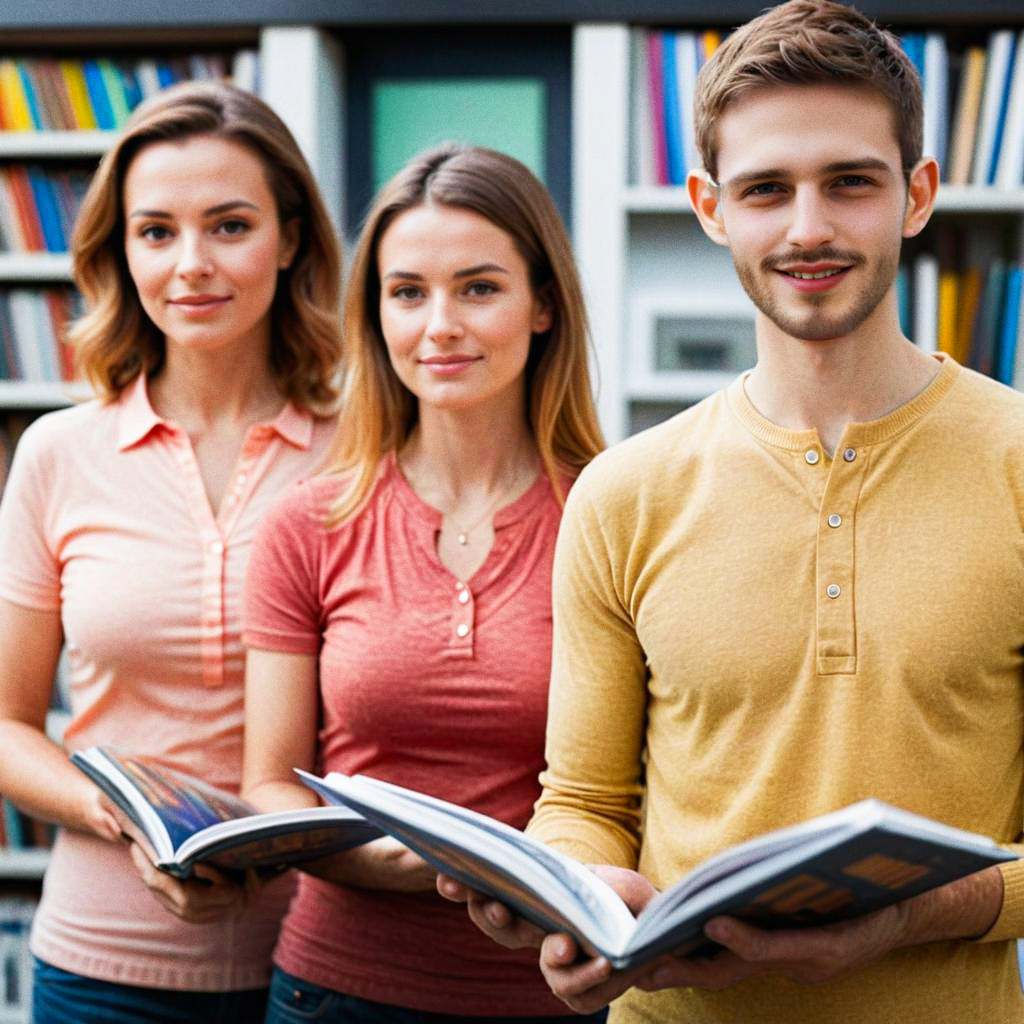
[
  {"xmin": 0, "ymin": 59, "xmax": 34, "ymax": 131},
  {"xmin": 949, "ymin": 48, "xmax": 986, "ymax": 186},
  {"xmin": 937, "ymin": 268, "xmax": 959, "ymax": 357},
  {"xmin": 702, "ymin": 31, "xmax": 721, "ymax": 62},
  {"xmin": 58, "ymin": 59, "xmax": 98, "ymax": 130},
  {"xmin": 955, "ymin": 265, "xmax": 983, "ymax": 366}
]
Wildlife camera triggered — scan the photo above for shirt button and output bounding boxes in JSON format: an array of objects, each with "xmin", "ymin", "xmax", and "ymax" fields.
[
  {"xmin": 826, "ymin": 583, "xmax": 841, "ymax": 599},
  {"xmin": 804, "ymin": 449, "xmax": 820, "ymax": 465},
  {"xmin": 456, "ymin": 623, "xmax": 470, "ymax": 638},
  {"xmin": 455, "ymin": 581, "xmax": 465, "ymax": 591},
  {"xmin": 843, "ymin": 447, "xmax": 857, "ymax": 462},
  {"xmin": 827, "ymin": 513, "xmax": 842, "ymax": 528},
  {"xmin": 458, "ymin": 590, "xmax": 470, "ymax": 605},
  {"xmin": 236, "ymin": 473, "xmax": 247, "ymax": 486},
  {"xmin": 209, "ymin": 540, "xmax": 224, "ymax": 555}
]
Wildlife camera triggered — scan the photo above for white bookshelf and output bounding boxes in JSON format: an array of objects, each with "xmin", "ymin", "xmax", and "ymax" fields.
[{"xmin": 573, "ymin": 22, "xmax": 1024, "ymax": 442}]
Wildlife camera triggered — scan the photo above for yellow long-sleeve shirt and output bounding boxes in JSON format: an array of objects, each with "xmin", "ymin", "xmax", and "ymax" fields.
[{"xmin": 531, "ymin": 355, "xmax": 1024, "ymax": 1023}]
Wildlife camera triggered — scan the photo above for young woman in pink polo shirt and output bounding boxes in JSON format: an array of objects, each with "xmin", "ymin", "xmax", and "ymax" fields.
[
  {"xmin": 0, "ymin": 82, "xmax": 342, "ymax": 1022},
  {"xmin": 242, "ymin": 144, "xmax": 607, "ymax": 1023}
]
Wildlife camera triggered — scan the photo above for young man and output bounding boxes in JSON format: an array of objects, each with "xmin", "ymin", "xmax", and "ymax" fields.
[{"xmin": 441, "ymin": 1, "xmax": 1024, "ymax": 1021}]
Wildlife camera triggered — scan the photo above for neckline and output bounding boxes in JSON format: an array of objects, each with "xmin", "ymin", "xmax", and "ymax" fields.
[
  {"xmin": 384, "ymin": 449, "xmax": 550, "ymax": 531},
  {"xmin": 726, "ymin": 353, "xmax": 960, "ymax": 452}
]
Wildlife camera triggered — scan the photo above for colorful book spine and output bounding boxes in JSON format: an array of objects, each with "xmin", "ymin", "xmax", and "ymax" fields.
[
  {"xmin": 661, "ymin": 32, "xmax": 684, "ymax": 186},
  {"xmin": 995, "ymin": 266, "xmax": 1022, "ymax": 385},
  {"xmin": 645, "ymin": 31, "xmax": 669, "ymax": 186}
]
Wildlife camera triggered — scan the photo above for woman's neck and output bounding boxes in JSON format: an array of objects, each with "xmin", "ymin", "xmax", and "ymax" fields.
[{"xmin": 148, "ymin": 342, "xmax": 283, "ymax": 436}]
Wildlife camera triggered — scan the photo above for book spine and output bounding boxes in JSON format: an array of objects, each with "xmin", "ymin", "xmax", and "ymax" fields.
[
  {"xmin": 972, "ymin": 31, "xmax": 1013, "ymax": 186},
  {"xmin": 26, "ymin": 167, "xmax": 66, "ymax": 252},
  {"xmin": 82, "ymin": 60, "xmax": 115, "ymax": 131},
  {"xmin": 645, "ymin": 31, "xmax": 669, "ymax": 186},
  {"xmin": 995, "ymin": 30, "xmax": 1024, "ymax": 188},
  {"xmin": 16, "ymin": 63, "xmax": 44, "ymax": 130},
  {"xmin": 59, "ymin": 60, "xmax": 99, "ymax": 131},
  {"xmin": 986, "ymin": 32, "xmax": 1018, "ymax": 185},
  {"xmin": 995, "ymin": 266, "xmax": 1022, "ymax": 385},
  {"xmin": 661, "ymin": 32, "xmax": 684, "ymax": 187}
]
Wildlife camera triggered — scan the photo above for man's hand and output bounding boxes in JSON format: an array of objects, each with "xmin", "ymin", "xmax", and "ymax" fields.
[
  {"xmin": 439, "ymin": 864, "xmax": 663, "ymax": 1014},
  {"xmin": 128, "ymin": 842, "xmax": 254, "ymax": 923},
  {"xmin": 632, "ymin": 864, "xmax": 1005, "ymax": 994}
]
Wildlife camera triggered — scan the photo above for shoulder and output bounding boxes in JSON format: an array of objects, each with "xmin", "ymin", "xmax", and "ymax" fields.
[
  {"xmin": 10, "ymin": 400, "xmax": 109, "ymax": 470},
  {"xmin": 569, "ymin": 391, "xmax": 728, "ymax": 512}
]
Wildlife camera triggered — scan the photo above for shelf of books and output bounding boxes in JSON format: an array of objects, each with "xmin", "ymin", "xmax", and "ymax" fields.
[{"xmin": 574, "ymin": 20, "xmax": 1024, "ymax": 441}]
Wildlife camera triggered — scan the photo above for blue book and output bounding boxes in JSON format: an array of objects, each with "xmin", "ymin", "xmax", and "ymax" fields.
[
  {"xmin": 901, "ymin": 34, "xmax": 925, "ymax": 81},
  {"xmin": 155, "ymin": 62, "xmax": 176, "ymax": 88},
  {"xmin": 995, "ymin": 265, "xmax": 1022, "ymax": 386},
  {"xmin": 896, "ymin": 264, "xmax": 912, "ymax": 337},
  {"xmin": 662, "ymin": 32, "xmax": 684, "ymax": 186},
  {"xmin": 26, "ymin": 167, "xmax": 65, "ymax": 252},
  {"xmin": 82, "ymin": 59, "xmax": 115, "ymax": 130},
  {"xmin": 988, "ymin": 33, "xmax": 1018, "ymax": 184},
  {"xmin": 16, "ymin": 64, "xmax": 43, "ymax": 129},
  {"xmin": 118, "ymin": 61, "xmax": 143, "ymax": 113}
]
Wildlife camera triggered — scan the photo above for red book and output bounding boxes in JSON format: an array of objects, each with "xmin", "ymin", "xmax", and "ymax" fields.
[
  {"xmin": 6, "ymin": 165, "xmax": 46, "ymax": 251},
  {"xmin": 646, "ymin": 31, "xmax": 670, "ymax": 186}
]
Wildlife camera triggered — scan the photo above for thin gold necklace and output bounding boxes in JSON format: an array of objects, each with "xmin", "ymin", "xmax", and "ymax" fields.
[
  {"xmin": 399, "ymin": 451, "xmax": 534, "ymax": 546},
  {"xmin": 448, "ymin": 477, "xmax": 522, "ymax": 546}
]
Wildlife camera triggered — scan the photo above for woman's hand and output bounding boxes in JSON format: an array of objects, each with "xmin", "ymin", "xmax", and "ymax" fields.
[
  {"xmin": 128, "ymin": 842, "xmax": 255, "ymax": 923},
  {"xmin": 78, "ymin": 784, "xmax": 123, "ymax": 843},
  {"xmin": 303, "ymin": 835, "xmax": 437, "ymax": 892}
]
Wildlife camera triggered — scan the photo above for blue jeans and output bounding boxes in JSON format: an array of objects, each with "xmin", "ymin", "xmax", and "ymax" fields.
[
  {"xmin": 265, "ymin": 966, "xmax": 609, "ymax": 1023},
  {"xmin": 32, "ymin": 957, "xmax": 268, "ymax": 1024}
]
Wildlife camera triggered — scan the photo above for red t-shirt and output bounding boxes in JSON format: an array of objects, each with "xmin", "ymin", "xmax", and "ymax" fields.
[{"xmin": 244, "ymin": 453, "xmax": 573, "ymax": 1016}]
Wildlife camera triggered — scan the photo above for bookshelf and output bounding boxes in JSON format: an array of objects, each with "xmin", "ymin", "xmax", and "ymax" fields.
[{"xmin": 573, "ymin": 17, "xmax": 1024, "ymax": 441}]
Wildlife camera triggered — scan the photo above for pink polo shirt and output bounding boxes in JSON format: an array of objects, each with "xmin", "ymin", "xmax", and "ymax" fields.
[
  {"xmin": 0, "ymin": 375, "xmax": 336, "ymax": 991},
  {"xmin": 243, "ymin": 454, "xmax": 574, "ymax": 1016}
]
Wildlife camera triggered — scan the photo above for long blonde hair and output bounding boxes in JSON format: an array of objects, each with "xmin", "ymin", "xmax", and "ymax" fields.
[
  {"xmin": 69, "ymin": 80, "xmax": 342, "ymax": 410},
  {"xmin": 327, "ymin": 143, "xmax": 604, "ymax": 525}
]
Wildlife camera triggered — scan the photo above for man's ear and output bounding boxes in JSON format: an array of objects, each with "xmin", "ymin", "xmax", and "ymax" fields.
[
  {"xmin": 688, "ymin": 169, "xmax": 729, "ymax": 248},
  {"xmin": 902, "ymin": 157, "xmax": 939, "ymax": 240}
]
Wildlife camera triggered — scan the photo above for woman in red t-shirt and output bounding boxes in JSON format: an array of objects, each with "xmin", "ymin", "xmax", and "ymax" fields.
[{"xmin": 242, "ymin": 144, "xmax": 606, "ymax": 1023}]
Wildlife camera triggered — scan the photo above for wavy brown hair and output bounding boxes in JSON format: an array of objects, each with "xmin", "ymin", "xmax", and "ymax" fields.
[
  {"xmin": 69, "ymin": 80, "xmax": 342, "ymax": 409},
  {"xmin": 327, "ymin": 143, "xmax": 604, "ymax": 524},
  {"xmin": 695, "ymin": 0, "xmax": 923, "ymax": 182}
]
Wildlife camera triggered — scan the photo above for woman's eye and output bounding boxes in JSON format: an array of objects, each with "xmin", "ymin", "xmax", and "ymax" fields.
[
  {"xmin": 140, "ymin": 224, "xmax": 172, "ymax": 241},
  {"xmin": 392, "ymin": 285, "xmax": 422, "ymax": 301},
  {"xmin": 216, "ymin": 219, "xmax": 250, "ymax": 236},
  {"xmin": 465, "ymin": 281, "xmax": 498, "ymax": 297}
]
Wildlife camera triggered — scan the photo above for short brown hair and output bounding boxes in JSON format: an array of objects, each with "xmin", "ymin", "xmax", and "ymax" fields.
[
  {"xmin": 69, "ymin": 80, "xmax": 342, "ymax": 410},
  {"xmin": 326, "ymin": 143, "xmax": 604, "ymax": 524},
  {"xmin": 695, "ymin": 0, "xmax": 922, "ymax": 181}
]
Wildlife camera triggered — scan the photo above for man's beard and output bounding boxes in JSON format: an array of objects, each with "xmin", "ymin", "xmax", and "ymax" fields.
[{"xmin": 733, "ymin": 245, "xmax": 899, "ymax": 342}]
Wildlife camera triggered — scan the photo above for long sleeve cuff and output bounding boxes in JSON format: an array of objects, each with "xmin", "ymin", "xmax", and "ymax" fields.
[{"xmin": 977, "ymin": 853, "xmax": 1024, "ymax": 943}]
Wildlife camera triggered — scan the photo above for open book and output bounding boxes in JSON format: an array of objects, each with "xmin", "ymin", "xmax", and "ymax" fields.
[
  {"xmin": 72, "ymin": 746, "xmax": 380, "ymax": 879},
  {"xmin": 297, "ymin": 770, "xmax": 1016, "ymax": 971}
]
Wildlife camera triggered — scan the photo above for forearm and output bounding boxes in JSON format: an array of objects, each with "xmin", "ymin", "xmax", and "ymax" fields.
[
  {"xmin": 893, "ymin": 865, "xmax": 1004, "ymax": 948},
  {"xmin": 243, "ymin": 775, "xmax": 319, "ymax": 814},
  {"xmin": 0, "ymin": 719, "xmax": 105, "ymax": 833}
]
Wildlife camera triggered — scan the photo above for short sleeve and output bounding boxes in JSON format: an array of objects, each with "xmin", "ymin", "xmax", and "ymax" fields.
[
  {"xmin": 243, "ymin": 479, "xmax": 325, "ymax": 654},
  {"xmin": 0, "ymin": 418, "xmax": 62, "ymax": 611}
]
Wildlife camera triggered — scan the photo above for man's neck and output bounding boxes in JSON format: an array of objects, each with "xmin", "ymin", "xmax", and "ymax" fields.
[{"xmin": 743, "ymin": 313, "xmax": 941, "ymax": 456}]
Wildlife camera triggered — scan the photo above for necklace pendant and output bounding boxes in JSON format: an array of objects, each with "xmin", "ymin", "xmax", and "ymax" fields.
[{"xmin": 457, "ymin": 532, "xmax": 469, "ymax": 546}]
